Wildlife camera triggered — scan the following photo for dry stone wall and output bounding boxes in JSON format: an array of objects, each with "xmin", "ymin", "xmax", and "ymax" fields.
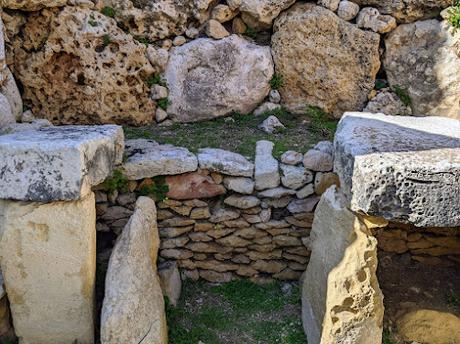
[
  {"xmin": 1, "ymin": 0, "xmax": 458, "ymax": 126},
  {"xmin": 95, "ymin": 138, "xmax": 339, "ymax": 283}
]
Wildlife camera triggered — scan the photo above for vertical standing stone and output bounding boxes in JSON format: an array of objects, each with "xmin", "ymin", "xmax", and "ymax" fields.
[
  {"xmin": 302, "ymin": 186, "xmax": 384, "ymax": 344},
  {"xmin": 254, "ymin": 140, "xmax": 280, "ymax": 190},
  {"xmin": 101, "ymin": 197, "xmax": 167, "ymax": 344},
  {"xmin": 0, "ymin": 192, "xmax": 96, "ymax": 344}
]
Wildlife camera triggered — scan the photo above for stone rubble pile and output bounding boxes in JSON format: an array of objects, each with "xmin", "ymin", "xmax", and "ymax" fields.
[
  {"xmin": 0, "ymin": 0, "xmax": 458, "ymax": 126},
  {"xmin": 95, "ymin": 138, "xmax": 339, "ymax": 282}
]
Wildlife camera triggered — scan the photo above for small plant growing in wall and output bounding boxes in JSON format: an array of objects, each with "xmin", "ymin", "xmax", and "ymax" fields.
[
  {"xmin": 146, "ymin": 74, "xmax": 166, "ymax": 87},
  {"xmin": 392, "ymin": 85, "xmax": 412, "ymax": 107},
  {"xmin": 306, "ymin": 105, "xmax": 337, "ymax": 140},
  {"xmin": 137, "ymin": 177, "xmax": 169, "ymax": 201},
  {"xmin": 101, "ymin": 6, "xmax": 116, "ymax": 18},
  {"xmin": 101, "ymin": 169, "xmax": 128, "ymax": 192},
  {"xmin": 134, "ymin": 36, "xmax": 152, "ymax": 46},
  {"xmin": 102, "ymin": 34, "xmax": 111, "ymax": 47},
  {"xmin": 270, "ymin": 74, "xmax": 284, "ymax": 90},
  {"xmin": 157, "ymin": 98, "xmax": 170, "ymax": 111},
  {"xmin": 88, "ymin": 13, "xmax": 98, "ymax": 27},
  {"xmin": 447, "ymin": 2, "xmax": 460, "ymax": 32},
  {"xmin": 244, "ymin": 27, "xmax": 257, "ymax": 39}
]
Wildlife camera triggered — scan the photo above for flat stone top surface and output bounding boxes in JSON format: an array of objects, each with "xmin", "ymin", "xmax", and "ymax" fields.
[
  {"xmin": 0, "ymin": 125, "xmax": 124, "ymax": 202},
  {"xmin": 334, "ymin": 112, "xmax": 460, "ymax": 227}
]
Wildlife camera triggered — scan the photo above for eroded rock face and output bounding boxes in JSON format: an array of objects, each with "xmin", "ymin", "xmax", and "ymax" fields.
[
  {"xmin": 352, "ymin": 0, "xmax": 455, "ymax": 23},
  {"xmin": 237, "ymin": 0, "xmax": 296, "ymax": 29},
  {"xmin": 165, "ymin": 35, "xmax": 273, "ymax": 122},
  {"xmin": 11, "ymin": 6, "xmax": 156, "ymax": 125},
  {"xmin": 0, "ymin": 125, "xmax": 124, "ymax": 202},
  {"xmin": 302, "ymin": 186, "xmax": 384, "ymax": 344},
  {"xmin": 98, "ymin": 0, "xmax": 214, "ymax": 41},
  {"xmin": 384, "ymin": 19, "xmax": 460, "ymax": 119},
  {"xmin": 101, "ymin": 196, "xmax": 167, "ymax": 344},
  {"xmin": 1, "ymin": 0, "xmax": 67, "ymax": 11},
  {"xmin": 334, "ymin": 112, "xmax": 460, "ymax": 227},
  {"xmin": 272, "ymin": 4, "xmax": 380, "ymax": 118},
  {"xmin": 0, "ymin": 193, "xmax": 96, "ymax": 344}
]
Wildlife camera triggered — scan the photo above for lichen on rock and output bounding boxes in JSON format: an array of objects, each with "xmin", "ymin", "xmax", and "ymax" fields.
[{"xmin": 10, "ymin": 6, "xmax": 157, "ymax": 125}]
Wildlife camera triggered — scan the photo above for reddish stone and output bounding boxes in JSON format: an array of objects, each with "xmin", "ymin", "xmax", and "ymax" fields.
[{"xmin": 165, "ymin": 170, "xmax": 226, "ymax": 200}]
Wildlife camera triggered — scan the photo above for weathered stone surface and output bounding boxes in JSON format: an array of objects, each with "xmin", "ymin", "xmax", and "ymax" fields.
[
  {"xmin": 357, "ymin": 7, "xmax": 397, "ymax": 33},
  {"xmin": 98, "ymin": 0, "xmax": 213, "ymax": 41},
  {"xmin": 352, "ymin": 0, "xmax": 454, "ymax": 23},
  {"xmin": 314, "ymin": 172, "xmax": 340, "ymax": 196},
  {"xmin": 337, "ymin": 1, "xmax": 360, "ymax": 21},
  {"xmin": 253, "ymin": 102, "xmax": 281, "ymax": 116},
  {"xmin": 296, "ymin": 184, "xmax": 315, "ymax": 199},
  {"xmin": 287, "ymin": 197, "xmax": 320, "ymax": 214},
  {"xmin": 396, "ymin": 309, "xmax": 460, "ymax": 344},
  {"xmin": 280, "ymin": 150, "xmax": 303, "ymax": 165},
  {"xmin": 1, "ymin": 0, "xmax": 67, "ymax": 11},
  {"xmin": 318, "ymin": 0, "xmax": 340, "ymax": 11},
  {"xmin": 101, "ymin": 197, "xmax": 167, "ymax": 344},
  {"xmin": 364, "ymin": 90, "xmax": 412, "ymax": 116},
  {"xmin": 258, "ymin": 115, "xmax": 285, "ymax": 134},
  {"xmin": 12, "ymin": 7, "xmax": 157, "ymax": 125},
  {"xmin": 334, "ymin": 112, "xmax": 460, "ymax": 227},
  {"xmin": 0, "ymin": 193, "xmax": 96, "ymax": 344},
  {"xmin": 258, "ymin": 187, "xmax": 296, "ymax": 199},
  {"xmin": 223, "ymin": 177, "xmax": 255, "ymax": 194},
  {"xmin": 255, "ymin": 140, "xmax": 280, "ymax": 190},
  {"xmin": 198, "ymin": 148, "xmax": 254, "ymax": 177},
  {"xmin": 209, "ymin": 208, "xmax": 240, "ymax": 223},
  {"xmin": 224, "ymin": 195, "xmax": 260, "ymax": 209},
  {"xmin": 165, "ymin": 171, "xmax": 226, "ymax": 200},
  {"xmin": 122, "ymin": 139, "xmax": 198, "ymax": 180},
  {"xmin": 205, "ymin": 19, "xmax": 230, "ymax": 39},
  {"xmin": 0, "ymin": 125, "xmax": 123, "ymax": 202},
  {"xmin": 302, "ymin": 186, "xmax": 383, "ymax": 344},
  {"xmin": 0, "ymin": 93, "xmax": 14, "ymax": 128},
  {"xmin": 233, "ymin": 0, "xmax": 296, "ymax": 29},
  {"xmin": 281, "ymin": 164, "xmax": 314, "ymax": 190},
  {"xmin": 303, "ymin": 149, "xmax": 333, "ymax": 172},
  {"xmin": 158, "ymin": 261, "xmax": 181, "ymax": 307},
  {"xmin": 165, "ymin": 35, "xmax": 274, "ymax": 122},
  {"xmin": 1, "ymin": 68, "xmax": 22, "ymax": 122},
  {"xmin": 272, "ymin": 3, "xmax": 380, "ymax": 117},
  {"xmin": 384, "ymin": 19, "xmax": 460, "ymax": 119}
]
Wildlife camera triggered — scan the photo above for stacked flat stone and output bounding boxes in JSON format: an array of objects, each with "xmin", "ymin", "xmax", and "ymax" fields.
[{"xmin": 95, "ymin": 139, "xmax": 338, "ymax": 282}]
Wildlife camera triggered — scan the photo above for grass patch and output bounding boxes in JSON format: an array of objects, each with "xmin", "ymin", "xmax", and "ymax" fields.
[
  {"xmin": 392, "ymin": 85, "xmax": 412, "ymax": 107},
  {"xmin": 101, "ymin": 6, "xmax": 116, "ymax": 18},
  {"xmin": 124, "ymin": 107, "xmax": 337, "ymax": 160},
  {"xmin": 382, "ymin": 329, "xmax": 395, "ymax": 344},
  {"xmin": 447, "ymin": 2, "xmax": 460, "ymax": 32},
  {"xmin": 166, "ymin": 279, "xmax": 305, "ymax": 344},
  {"xmin": 270, "ymin": 74, "xmax": 284, "ymax": 90}
]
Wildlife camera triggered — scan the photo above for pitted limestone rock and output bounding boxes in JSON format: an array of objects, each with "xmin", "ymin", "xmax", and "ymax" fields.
[
  {"xmin": 101, "ymin": 197, "xmax": 167, "ymax": 344},
  {"xmin": 352, "ymin": 0, "xmax": 454, "ymax": 23},
  {"xmin": 1, "ymin": 0, "xmax": 67, "ymax": 11},
  {"xmin": 236, "ymin": 0, "xmax": 296, "ymax": 29},
  {"xmin": 11, "ymin": 6, "xmax": 156, "ymax": 125},
  {"xmin": 198, "ymin": 148, "xmax": 254, "ymax": 177},
  {"xmin": 0, "ymin": 125, "xmax": 124, "ymax": 202},
  {"xmin": 165, "ymin": 35, "xmax": 274, "ymax": 122},
  {"xmin": 334, "ymin": 112, "xmax": 460, "ymax": 227},
  {"xmin": 384, "ymin": 19, "xmax": 460, "ymax": 119},
  {"xmin": 122, "ymin": 139, "xmax": 198, "ymax": 180},
  {"xmin": 302, "ymin": 186, "xmax": 384, "ymax": 344},
  {"xmin": 272, "ymin": 3, "xmax": 380, "ymax": 118}
]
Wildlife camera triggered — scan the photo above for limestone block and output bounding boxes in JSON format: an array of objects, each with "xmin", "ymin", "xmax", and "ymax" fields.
[
  {"xmin": 0, "ymin": 125, "xmax": 124, "ymax": 202},
  {"xmin": 101, "ymin": 197, "xmax": 167, "ymax": 344},
  {"xmin": 0, "ymin": 193, "xmax": 96, "ymax": 344},
  {"xmin": 255, "ymin": 140, "xmax": 280, "ymax": 190},
  {"xmin": 122, "ymin": 139, "xmax": 198, "ymax": 180},
  {"xmin": 301, "ymin": 186, "xmax": 384, "ymax": 344},
  {"xmin": 198, "ymin": 148, "xmax": 254, "ymax": 177},
  {"xmin": 334, "ymin": 112, "xmax": 460, "ymax": 227}
]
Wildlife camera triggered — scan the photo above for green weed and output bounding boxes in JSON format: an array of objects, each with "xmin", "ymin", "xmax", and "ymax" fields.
[
  {"xmin": 270, "ymin": 73, "xmax": 284, "ymax": 90},
  {"xmin": 392, "ymin": 85, "xmax": 412, "ymax": 107},
  {"xmin": 102, "ymin": 34, "xmax": 111, "ymax": 47},
  {"xmin": 146, "ymin": 74, "xmax": 166, "ymax": 87},
  {"xmin": 136, "ymin": 177, "xmax": 169, "ymax": 201},
  {"xmin": 306, "ymin": 106, "xmax": 338, "ymax": 141},
  {"xmin": 101, "ymin": 169, "xmax": 128, "ymax": 193},
  {"xmin": 447, "ymin": 2, "xmax": 460, "ymax": 32},
  {"xmin": 157, "ymin": 98, "xmax": 170, "ymax": 111},
  {"xmin": 101, "ymin": 6, "xmax": 116, "ymax": 18}
]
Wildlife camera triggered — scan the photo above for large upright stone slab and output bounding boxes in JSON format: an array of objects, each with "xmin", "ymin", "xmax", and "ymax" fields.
[
  {"xmin": 334, "ymin": 112, "xmax": 460, "ymax": 227},
  {"xmin": 302, "ymin": 186, "xmax": 383, "ymax": 344},
  {"xmin": 254, "ymin": 140, "xmax": 280, "ymax": 190},
  {"xmin": 0, "ymin": 125, "xmax": 124, "ymax": 202},
  {"xmin": 101, "ymin": 197, "xmax": 167, "ymax": 344},
  {"xmin": 0, "ymin": 192, "xmax": 96, "ymax": 344}
]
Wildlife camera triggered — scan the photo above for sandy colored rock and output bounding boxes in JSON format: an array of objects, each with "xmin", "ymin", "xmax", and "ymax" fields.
[
  {"xmin": 158, "ymin": 261, "xmax": 182, "ymax": 307},
  {"xmin": 165, "ymin": 35, "xmax": 273, "ymax": 122},
  {"xmin": 98, "ymin": 0, "xmax": 213, "ymax": 41},
  {"xmin": 272, "ymin": 3, "xmax": 380, "ymax": 118},
  {"xmin": 205, "ymin": 19, "xmax": 230, "ymax": 39},
  {"xmin": 12, "ymin": 6, "xmax": 156, "ymax": 125},
  {"xmin": 302, "ymin": 186, "xmax": 383, "ymax": 344},
  {"xmin": 0, "ymin": 193, "xmax": 96, "ymax": 344},
  {"xmin": 166, "ymin": 171, "xmax": 226, "ymax": 200},
  {"xmin": 364, "ymin": 89, "xmax": 412, "ymax": 116},
  {"xmin": 1, "ymin": 0, "xmax": 67, "ymax": 11},
  {"xmin": 384, "ymin": 19, "xmax": 460, "ymax": 119},
  {"xmin": 397, "ymin": 309, "xmax": 460, "ymax": 344},
  {"xmin": 237, "ymin": 0, "xmax": 296, "ymax": 29},
  {"xmin": 352, "ymin": 0, "xmax": 454, "ymax": 23},
  {"xmin": 101, "ymin": 197, "xmax": 167, "ymax": 344},
  {"xmin": 357, "ymin": 7, "xmax": 397, "ymax": 33}
]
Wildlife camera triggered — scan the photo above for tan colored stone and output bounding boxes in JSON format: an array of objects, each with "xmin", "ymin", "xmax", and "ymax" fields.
[
  {"xmin": 12, "ymin": 7, "xmax": 156, "ymax": 125},
  {"xmin": 159, "ymin": 218, "xmax": 195, "ymax": 227},
  {"xmin": 283, "ymin": 253, "xmax": 308, "ymax": 264},
  {"xmin": 232, "ymin": 17, "xmax": 247, "ymax": 34},
  {"xmin": 0, "ymin": 193, "xmax": 96, "ymax": 344},
  {"xmin": 189, "ymin": 231, "xmax": 213, "ymax": 242},
  {"xmin": 235, "ymin": 266, "xmax": 258, "ymax": 277},
  {"xmin": 207, "ymin": 227, "xmax": 236, "ymax": 239},
  {"xmin": 397, "ymin": 309, "xmax": 460, "ymax": 344},
  {"xmin": 217, "ymin": 234, "xmax": 251, "ymax": 247},
  {"xmin": 273, "ymin": 235, "xmax": 302, "ymax": 247},
  {"xmin": 247, "ymin": 250, "xmax": 282, "ymax": 260},
  {"xmin": 187, "ymin": 242, "xmax": 232, "ymax": 254},
  {"xmin": 166, "ymin": 171, "xmax": 226, "ymax": 200},
  {"xmin": 272, "ymin": 3, "xmax": 380, "ymax": 117},
  {"xmin": 183, "ymin": 269, "xmax": 199, "ymax": 281},
  {"xmin": 194, "ymin": 222, "xmax": 215, "ymax": 232},
  {"xmin": 158, "ymin": 261, "xmax": 181, "ymax": 307},
  {"xmin": 361, "ymin": 215, "xmax": 389, "ymax": 229},
  {"xmin": 235, "ymin": 227, "xmax": 266, "ymax": 239},
  {"xmin": 314, "ymin": 172, "xmax": 340, "ymax": 196},
  {"xmin": 2, "ymin": 0, "xmax": 67, "ymax": 11},
  {"xmin": 205, "ymin": 19, "xmax": 230, "ymax": 39},
  {"xmin": 302, "ymin": 186, "xmax": 383, "ymax": 344},
  {"xmin": 273, "ymin": 268, "xmax": 302, "ymax": 280},
  {"xmin": 160, "ymin": 236, "xmax": 189, "ymax": 249},
  {"xmin": 377, "ymin": 235, "xmax": 408, "ymax": 253},
  {"xmin": 223, "ymin": 219, "xmax": 251, "ymax": 228},
  {"xmin": 251, "ymin": 260, "xmax": 286, "ymax": 273},
  {"xmin": 194, "ymin": 260, "xmax": 239, "ymax": 272},
  {"xmin": 159, "ymin": 225, "xmax": 194, "ymax": 238},
  {"xmin": 160, "ymin": 249, "xmax": 193, "ymax": 260},
  {"xmin": 199, "ymin": 270, "xmax": 233, "ymax": 283}
]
